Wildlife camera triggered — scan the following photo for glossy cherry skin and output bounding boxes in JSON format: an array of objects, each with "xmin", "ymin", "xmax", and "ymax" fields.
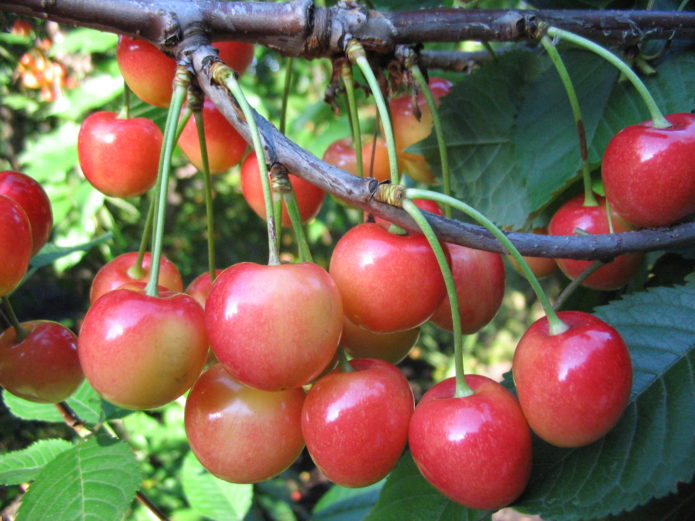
[
  {"xmin": 322, "ymin": 136, "xmax": 390, "ymax": 181},
  {"xmin": 430, "ymin": 243, "xmax": 505, "ymax": 334},
  {"xmin": 0, "ymin": 321, "xmax": 83, "ymax": 403},
  {"xmin": 409, "ymin": 375, "xmax": 532, "ymax": 510},
  {"xmin": 340, "ymin": 317, "xmax": 419, "ymax": 364},
  {"xmin": 205, "ymin": 262, "xmax": 343, "ymax": 391},
  {"xmin": 90, "ymin": 251, "xmax": 183, "ymax": 304},
  {"xmin": 240, "ymin": 151, "xmax": 325, "ymax": 226},
  {"xmin": 77, "ymin": 111, "xmax": 162, "ymax": 198},
  {"xmin": 185, "ymin": 364, "xmax": 305, "ymax": 483},
  {"xmin": 186, "ymin": 269, "xmax": 223, "ymax": 309},
  {"xmin": 0, "ymin": 170, "xmax": 53, "ymax": 255},
  {"xmin": 78, "ymin": 288, "xmax": 209, "ymax": 410},
  {"xmin": 513, "ymin": 310, "xmax": 632, "ymax": 447},
  {"xmin": 0, "ymin": 195, "xmax": 32, "ymax": 297},
  {"xmin": 302, "ymin": 358, "xmax": 414, "ymax": 487},
  {"xmin": 549, "ymin": 194, "xmax": 643, "ymax": 291},
  {"xmin": 602, "ymin": 113, "xmax": 695, "ymax": 228},
  {"xmin": 329, "ymin": 223, "xmax": 448, "ymax": 333},
  {"xmin": 178, "ymin": 98, "xmax": 248, "ymax": 174},
  {"xmin": 390, "ymin": 77, "xmax": 452, "ymax": 184},
  {"xmin": 117, "ymin": 36, "xmax": 253, "ymax": 108}
]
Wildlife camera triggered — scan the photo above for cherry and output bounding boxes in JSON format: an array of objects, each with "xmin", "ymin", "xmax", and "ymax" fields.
[
  {"xmin": 508, "ymin": 228, "xmax": 557, "ymax": 280},
  {"xmin": 340, "ymin": 317, "xmax": 419, "ymax": 364},
  {"xmin": 78, "ymin": 288, "xmax": 208, "ymax": 410},
  {"xmin": 0, "ymin": 195, "xmax": 32, "ymax": 297},
  {"xmin": 512, "ymin": 310, "xmax": 632, "ymax": 447},
  {"xmin": 390, "ymin": 77, "xmax": 452, "ymax": 183},
  {"xmin": 205, "ymin": 262, "xmax": 343, "ymax": 391},
  {"xmin": 89, "ymin": 252, "xmax": 183, "ymax": 304},
  {"xmin": 185, "ymin": 364, "xmax": 305, "ymax": 483},
  {"xmin": 0, "ymin": 320, "xmax": 83, "ymax": 403},
  {"xmin": 302, "ymin": 358, "xmax": 414, "ymax": 487},
  {"xmin": 322, "ymin": 136, "xmax": 390, "ymax": 181},
  {"xmin": 240, "ymin": 151, "xmax": 325, "ymax": 226},
  {"xmin": 602, "ymin": 113, "xmax": 695, "ymax": 228},
  {"xmin": 77, "ymin": 111, "xmax": 162, "ymax": 198},
  {"xmin": 409, "ymin": 375, "xmax": 532, "ymax": 510},
  {"xmin": 548, "ymin": 193, "xmax": 643, "ymax": 291},
  {"xmin": 185, "ymin": 269, "xmax": 223, "ymax": 309},
  {"xmin": 178, "ymin": 98, "xmax": 248, "ymax": 174},
  {"xmin": 0, "ymin": 170, "xmax": 53, "ymax": 255},
  {"xmin": 214, "ymin": 41, "xmax": 254, "ymax": 76},
  {"xmin": 429, "ymin": 242, "xmax": 506, "ymax": 334},
  {"xmin": 329, "ymin": 223, "xmax": 447, "ymax": 333}
]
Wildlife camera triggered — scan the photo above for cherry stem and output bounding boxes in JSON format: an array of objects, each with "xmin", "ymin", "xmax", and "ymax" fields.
[
  {"xmin": 1, "ymin": 296, "xmax": 27, "ymax": 342},
  {"xmin": 341, "ymin": 62, "xmax": 364, "ymax": 178},
  {"xmin": 145, "ymin": 66, "xmax": 188, "ymax": 297},
  {"xmin": 279, "ymin": 57, "xmax": 293, "ymax": 136},
  {"xmin": 545, "ymin": 26, "xmax": 670, "ymax": 129},
  {"xmin": 554, "ymin": 259, "xmax": 606, "ymax": 310},
  {"xmin": 123, "ymin": 81, "xmax": 131, "ymax": 119},
  {"xmin": 337, "ymin": 348, "xmax": 354, "ymax": 372},
  {"xmin": 346, "ymin": 40, "xmax": 400, "ymax": 185},
  {"xmin": 402, "ymin": 198, "xmax": 473, "ymax": 398},
  {"xmin": 283, "ymin": 192, "xmax": 313, "ymax": 263},
  {"xmin": 405, "ymin": 188, "xmax": 569, "ymax": 335},
  {"xmin": 215, "ymin": 64, "xmax": 280, "ymax": 266},
  {"xmin": 411, "ymin": 64, "xmax": 453, "ymax": 218},
  {"xmin": 129, "ymin": 197, "xmax": 155, "ymax": 280},
  {"xmin": 192, "ymin": 105, "xmax": 217, "ymax": 280},
  {"xmin": 175, "ymin": 106, "xmax": 192, "ymax": 143},
  {"xmin": 540, "ymin": 35, "xmax": 597, "ymax": 207}
]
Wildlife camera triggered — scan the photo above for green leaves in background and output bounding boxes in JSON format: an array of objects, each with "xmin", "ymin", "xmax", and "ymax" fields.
[
  {"xmin": 181, "ymin": 451, "xmax": 253, "ymax": 521},
  {"xmin": 510, "ymin": 277, "xmax": 695, "ymax": 520},
  {"xmin": 312, "ymin": 480, "xmax": 384, "ymax": 521},
  {"xmin": 15, "ymin": 436, "xmax": 140, "ymax": 521},
  {"xmin": 0, "ymin": 439, "xmax": 73, "ymax": 485}
]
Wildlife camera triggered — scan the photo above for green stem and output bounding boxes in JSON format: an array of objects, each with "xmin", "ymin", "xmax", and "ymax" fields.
[
  {"xmin": 337, "ymin": 348, "xmax": 354, "ymax": 372},
  {"xmin": 554, "ymin": 260, "xmax": 606, "ymax": 311},
  {"xmin": 283, "ymin": 190, "xmax": 313, "ymax": 263},
  {"xmin": 128, "ymin": 197, "xmax": 154, "ymax": 280},
  {"xmin": 175, "ymin": 106, "xmax": 192, "ymax": 144},
  {"xmin": 402, "ymin": 199, "xmax": 473, "ymax": 398},
  {"xmin": 279, "ymin": 57, "xmax": 293, "ymax": 136},
  {"xmin": 192, "ymin": 109, "xmax": 217, "ymax": 280},
  {"xmin": 540, "ymin": 35, "xmax": 597, "ymax": 207},
  {"xmin": 145, "ymin": 68, "xmax": 188, "ymax": 297},
  {"xmin": 341, "ymin": 62, "xmax": 363, "ymax": 178},
  {"xmin": 1, "ymin": 296, "xmax": 27, "ymax": 342},
  {"xmin": 272, "ymin": 190, "xmax": 283, "ymax": 251},
  {"xmin": 545, "ymin": 26, "xmax": 670, "ymax": 129},
  {"xmin": 216, "ymin": 66, "xmax": 280, "ymax": 266},
  {"xmin": 405, "ymin": 188, "xmax": 569, "ymax": 335},
  {"xmin": 411, "ymin": 64, "xmax": 453, "ymax": 217},
  {"xmin": 346, "ymin": 40, "xmax": 399, "ymax": 185},
  {"xmin": 123, "ymin": 81, "xmax": 131, "ymax": 119}
]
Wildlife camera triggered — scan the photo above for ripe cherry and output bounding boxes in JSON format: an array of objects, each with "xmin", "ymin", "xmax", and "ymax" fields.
[
  {"xmin": 302, "ymin": 358, "xmax": 414, "ymax": 487},
  {"xmin": 0, "ymin": 170, "xmax": 53, "ymax": 255},
  {"xmin": 602, "ymin": 113, "xmax": 695, "ymax": 228},
  {"xmin": 0, "ymin": 320, "xmax": 83, "ymax": 403},
  {"xmin": 0, "ymin": 195, "xmax": 32, "ymax": 297},
  {"xmin": 340, "ymin": 317, "xmax": 419, "ymax": 364},
  {"xmin": 409, "ymin": 375, "xmax": 532, "ymax": 510},
  {"xmin": 512, "ymin": 310, "xmax": 632, "ymax": 447},
  {"xmin": 77, "ymin": 111, "xmax": 162, "ymax": 198},
  {"xmin": 186, "ymin": 269, "xmax": 223, "ymax": 309},
  {"xmin": 508, "ymin": 228, "xmax": 557, "ymax": 280},
  {"xmin": 322, "ymin": 136, "xmax": 390, "ymax": 181},
  {"xmin": 185, "ymin": 364, "xmax": 305, "ymax": 483}
]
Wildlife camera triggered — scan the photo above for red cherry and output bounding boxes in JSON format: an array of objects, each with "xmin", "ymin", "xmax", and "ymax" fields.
[
  {"xmin": 409, "ymin": 375, "xmax": 532, "ymax": 510},
  {"xmin": 89, "ymin": 251, "xmax": 183, "ymax": 304},
  {"xmin": 185, "ymin": 364, "xmax": 305, "ymax": 483},
  {"xmin": 549, "ymin": 194, "xmax": 643, "ymax": 291},
  {"xmin": 512, "ymin": 310, "xmax": 632, "ymax": 447},
  {"xmin": 322, "ymin": 136, "xmax": 390, "ymax": 181},
  {"xmin": 205, "ymin": 262, "xmax": 343, "ymax": 391},
  {"xmin": 340, "ymin": 317, "xmax": 419, "ymax": 364},
  {"xmin": 0, "ymin": 195, "xmax": 32, "ymax": 297},
  {"xmin": 430, "ymin": 243, "xmax": 505, "ymax": 334},
  {"xmin": 602, "ymin": 113, "xmax": 695, "ymax": 228},
  {"xmin": 240, "ymin": 151, "xmax": 325, "ymax": 226},
  {"xmin": 0, "ymin": 170, "xmax": 53, "ymax": 255},
  {"xmin": 178, "ymin": 99, "xmax": 247, "ymax": 174},
  {"xmin": 186, "ymin": 269, "xmax": 224, "ymax": 309},
  {"xmin": 77, "ymin": 111, "xmax": 162, "ymax": 198},
  {"xmin": 0, "ymin": 320, "xmax": 83, "ymax": 403},
  {"xmin": 78, "ymin": 288, "xmax": 209, "ymax": 410},
  {"xmin": 302, "ymin": 358, "xmax": 414, "ymax": 487},
  {"xmin": 330, "ymin": 223, "xmax": 447, "ymax": 333},
  {"xmin": 508, "ymin": 228, "xmax": 557, "ymax": 280},
  {"xmin": 214, "ymin": 41, "xmax": 254, "ymax": 75}
]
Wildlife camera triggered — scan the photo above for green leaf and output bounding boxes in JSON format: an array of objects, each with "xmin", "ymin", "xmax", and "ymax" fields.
[
  {"xmin": 49, "ymin": 28, "xmax": 117, "ymax": 55},
  {"xmin": 363, "ymin": 453, "xmax": 492, "ymax": 521},
  {"xmin": 0, "ymin": 439, "xmax": 73, "ymax": 485},
  {"xmin": 16, "ymin": 437, "xmax": 141, "ymax": 521},
  {"xmin": 181, "ymin": 451, "xmax": 253, "ymax": 521},
  {"xmin": 313, "ymin": 481, "xmax": 384, "ymax": 521},
  {"xmin": 600, "ymin": 479, "xmax": 695, "ymax": 521},
  {"xmin": 512, "ymin": 279, "xmax": 695, "ymax": 520},
  {"xmin": 30, "ymin": 233, "xmax": 113, "ymax": 270}
]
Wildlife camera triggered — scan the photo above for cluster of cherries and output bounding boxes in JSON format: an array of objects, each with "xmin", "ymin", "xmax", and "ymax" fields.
[{"xmin": 3, "ymin": 30, "xmax": 695, "ymax": 514}]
